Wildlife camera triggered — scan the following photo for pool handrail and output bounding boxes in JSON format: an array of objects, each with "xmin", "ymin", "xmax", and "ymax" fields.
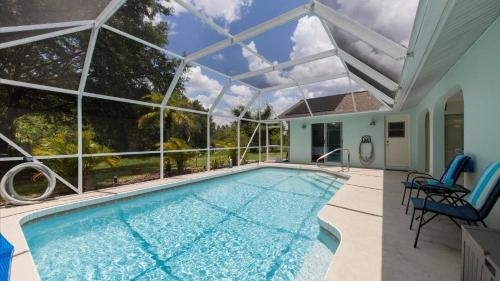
[{"xmin": 316, "ymin": 148, "xmax": 350, "ymax": 171}]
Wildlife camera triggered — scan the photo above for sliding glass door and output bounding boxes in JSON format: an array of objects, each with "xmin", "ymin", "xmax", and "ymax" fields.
[{"xmin": 311, "ymin": 122, "xmax": 342, "ymax": 163}]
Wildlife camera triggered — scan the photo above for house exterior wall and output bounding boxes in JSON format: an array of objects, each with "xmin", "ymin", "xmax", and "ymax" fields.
[
  {"xmin": 289, "ymin": 111, "xmax": 388, "ymax": 169},
  {"xmin": 289, "ymin": 16, "xmax": 500, "ymax": 227},
  {"xmin": 410, "ymin": 16, "xmax": 500, "ymax": 227}
]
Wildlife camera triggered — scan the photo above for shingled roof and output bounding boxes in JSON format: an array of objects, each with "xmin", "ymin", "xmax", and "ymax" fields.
[{"xmin": 279, "ymin": 91, "xmax": 384, "ymax": 118}]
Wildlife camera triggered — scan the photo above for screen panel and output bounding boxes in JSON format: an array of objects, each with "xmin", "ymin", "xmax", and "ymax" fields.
[
  {"xmin": 163, "ymin": 110, "xmax": 207, "ymax": 150},
  {"xmin": 107, "ymin": 0, "xmax": 226, "ymax": 55},
  {"xmin": 83, "ymin": 155, "xmax": 160, "ymax": 190},
  {"xmin": 85, "ymin": 29, "xmax": 181, "ymax": 102},
  {"xmin": 0, "ymin": 31, "xmax": 91, "ymax": 89},
  {"xmin": 169, "ymin": 65, "xmax": 227, "ymax": 111},
  {"xmin": 82, "ymin": 97, "xmax": 160, "ymax": 153},
  {"xmin": 0, "ymin": 0, "xmax": 111, "ymax": 27},
  {"xmin": 0, "ymin": 84, "xmax": 77, "ymax": 155},
  {"xmin": 318, "ymin": 0, "xmax": 419, "ymax": 48}
]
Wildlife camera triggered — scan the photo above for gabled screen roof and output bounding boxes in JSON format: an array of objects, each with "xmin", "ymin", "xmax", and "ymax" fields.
[{"xmin": 0, "ymin": 0, "xmax": 420, "ymax": 121}]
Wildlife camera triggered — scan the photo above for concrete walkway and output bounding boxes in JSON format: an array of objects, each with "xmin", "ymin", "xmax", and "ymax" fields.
[
  {"xmin": 319, "ymin": 168, "xmax": 461, "ymax": 281},
  {"xmin": 0, "ymin": 164, "xmax": 461, "ymax": 281}
]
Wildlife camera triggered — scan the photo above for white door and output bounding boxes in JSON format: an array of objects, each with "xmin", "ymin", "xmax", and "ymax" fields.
[{"xmin": 385, "ymin": 115, "xmax": 409, "ymax": 169}]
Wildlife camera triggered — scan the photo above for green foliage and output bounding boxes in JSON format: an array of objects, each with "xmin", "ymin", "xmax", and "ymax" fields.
[
  {"xmin": 14, "ymin": 114, "xmax": 69, "ymax": 153},
  {"xmin": 162, "ymin": 137, "xmax": 196, "ymax": 172},
  {"xmin": 32, "ymin": 129, "xmax": 119, "ymax": 181}
]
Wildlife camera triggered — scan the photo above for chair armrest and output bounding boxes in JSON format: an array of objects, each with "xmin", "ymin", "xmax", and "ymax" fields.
[
  {"xmin": 411, "ymin": 176, "xmax": 436, "ymax": 187},
  {"xmin": 423, "ymin": 193, "xmax": 475, "ymax": 211},
  {"xmin": 406, "ymin": 171, "xmax": 433, "ymax": 182},
  {"xmin": 421, "ymin": 183, "xmax": 470, "ymax": 194}
]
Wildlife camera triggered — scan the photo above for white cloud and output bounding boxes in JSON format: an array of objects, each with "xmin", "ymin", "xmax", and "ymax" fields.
[
  {"xmin": 287, "ymin": 16, "xmax": 345, "ymax": 81},
  {"xmin": 264, "ymin": 89, "xmax": 302, "ymax": 116},
  {"xmin": 222, "ymin": 84, "xmax": 253, "ymax": 108},
  {"xmin": 241, "ymin": 41, "xmax": 270, "ymax": 71},
  {"xmin": 165, "ymin": 0, "xmax": 187, "ymax": 15},
  {"xmin": 212, "ymin": 53, "xmax": 225, "ymax": 61},
  {"xmin": 183, "ymin": 66, "xmax": 223, "ymax": 108},
  {"xmin": 164, "ymin": 0, "xmax": 252, "ymax": 25},
  {"xmin": 241, "ymin": 41, "xmax": 291, "ymax": 86},
  {"xmin": 331, "ymin": 0, "xmax": 418, "ymax": 46},
  {"xmin": 301, "ymin": 77, "xmax": 351, "ymax": 99},
  {"xmin": 290, "ymin": 15, "xmax": 334, "ymax": 59}
]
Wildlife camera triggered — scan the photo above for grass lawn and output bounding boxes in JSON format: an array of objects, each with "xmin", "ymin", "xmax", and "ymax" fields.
[{"xmin": 1, "ymin": 148, "xmax": 288, "ymax": 204}]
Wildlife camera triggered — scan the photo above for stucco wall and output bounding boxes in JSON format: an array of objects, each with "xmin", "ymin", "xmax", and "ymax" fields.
[
  {"xmin": 289, "ymin": 16, "xmax": 500, "ymax": 226},
  {"xmin": 410, "ymin": 16, "xmax": 500, "ymax": 226},
  {"xmin": 289, "ymin": 111, "xmax": 387, "ymax": 169}
]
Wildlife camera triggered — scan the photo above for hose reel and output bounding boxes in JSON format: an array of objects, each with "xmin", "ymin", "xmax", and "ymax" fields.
[
  {"xmin": 359, "ymin": 135, "xmax": 375, "ymax": 165},
  {"xmin": 0, "ymin": 160, "xmax": 56, "ymax": 205}
]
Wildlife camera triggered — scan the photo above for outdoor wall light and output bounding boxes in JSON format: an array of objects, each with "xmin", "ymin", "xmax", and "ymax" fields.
[
  {"xmin": 369, "ymin": 119, "xmax": 376, "ymax": 126},
  {"xmin": 302, "ymin": 123, "xmax": 307, "ymax": 129}
]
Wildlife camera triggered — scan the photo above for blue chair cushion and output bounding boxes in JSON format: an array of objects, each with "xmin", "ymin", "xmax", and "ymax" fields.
[
  {"xmin": 0, "ymin": 234, "xmax": 13, "ymax": 281},
  {"xmin": 466, "ymin": 162, "xmax": 500, "ymax": 209},
  {"xmin": 442, "ymin": 155, "xmax": 467, "ymax": 185}
]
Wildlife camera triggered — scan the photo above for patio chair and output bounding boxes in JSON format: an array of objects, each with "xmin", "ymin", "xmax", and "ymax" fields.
[
  {"xmin": 410, "ymin": 162, "xmax": 500, "ymax": 248},
  {"xmin": 401, "ymin": 154, "xmax": 470, "ymax": 214}
]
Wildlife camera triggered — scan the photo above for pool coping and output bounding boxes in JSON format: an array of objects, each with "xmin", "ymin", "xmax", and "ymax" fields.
[{"xmin": 1, "ymin": 163, "xmax": 351, "ymax": 281}]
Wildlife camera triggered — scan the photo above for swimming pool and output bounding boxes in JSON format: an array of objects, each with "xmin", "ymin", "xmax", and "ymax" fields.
[{"xmin": 23, "ymin": 167, "xmax": 343, "ymax": 280}]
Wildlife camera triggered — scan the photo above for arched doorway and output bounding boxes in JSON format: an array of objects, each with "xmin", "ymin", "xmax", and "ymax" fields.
[
  {"xmin": 444, "ymin": 91, "xmax": 464, "ymax": 165},
  {"xmin": 424, "ymin": 111, "xmax": 430, "ymax": 172}
]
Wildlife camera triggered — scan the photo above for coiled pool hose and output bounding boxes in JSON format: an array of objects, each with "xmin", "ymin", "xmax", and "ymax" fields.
[
  {"xmin": 0, "ymin": 162, "xmax": 56, "ymax": 205},
  {"xmin": 359, "ymin": 135, "xmax": 375, "ymax": 165}
]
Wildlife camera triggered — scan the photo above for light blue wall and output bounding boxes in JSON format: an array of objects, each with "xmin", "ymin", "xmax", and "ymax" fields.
[
  {"xmin": 290, "ymin": 111, "xmax": 388, "ymax": 169},
  {"xmin": 410, "ymin": 15, "xmax": 500, "ymax": 226},
  {"xmin": 289, "ymin": 16, "xmax": 500, "ymax": 226}
]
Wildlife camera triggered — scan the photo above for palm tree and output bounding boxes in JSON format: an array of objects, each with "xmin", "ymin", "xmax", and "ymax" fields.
[
  {"xmin": 32, "ymin": 129, "xmax": 119, "ymax": 186},
  {"xmin": 139, "ymin": 90, "xmax": 201, "ymax": 143},
  {"xmin": 161, "ymin": 137, "xmax": 196, "ymax": 172}
]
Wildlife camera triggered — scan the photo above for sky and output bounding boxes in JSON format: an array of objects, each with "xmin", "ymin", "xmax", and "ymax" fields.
[{"xmin": 150, "ymin": 0, "xmax": 419, "ymax": 120}]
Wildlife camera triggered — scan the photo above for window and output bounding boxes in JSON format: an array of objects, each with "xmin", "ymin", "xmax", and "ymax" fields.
[{"xmin": 388, "ymin": 122, "xmax": 405, "ymax": 138}]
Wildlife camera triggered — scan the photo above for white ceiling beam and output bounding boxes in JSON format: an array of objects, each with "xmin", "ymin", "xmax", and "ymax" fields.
[
  {"xmin": 0, "ymin": 75, "xmax": 214, "ymax": 116},
  {"xmin": 101, "ymin": 24, "xmax": 260, "ymax": 91},
  {"xmin": 0, "ymin": 24, "xmax": 92, "ymax": 49},
  {"xmin": 296, "ymin": 85, "xmax": 314, "ymax": 116},
  {"xmin": 209, "ymin": 79, "xmax": 232, "ymax": 115},
  {"xmin": 337, "ymin": 49, "xmax": 399, "ymax": 91},
  {"xmin": 261, "ymin": 72, "xmax": 347, "ymax": 93},
  {"xmin": 311, "ymin": 0, "xmax": 407, "ymax": 59},
  {"xmin": 161, "ymin": 61, "xmax": 186, "ymax": 106},
  {"xmin": 0, "ymin": 78, "xmax": 79, "ymax": 95},
  {"xmin": 76, "ymin": 26, "xmax": 100, "ymax": 191},
  {"xmin": 349, "ymin": 72, "xmax": 394, "ymax": 106},
  {"xmin": 263, "ymin": 107, "xmax": 391, "ymax": 122},
  {"xmin": 174, "ymin": 0, "xmax": 229, "ymax": 37},
  {"xmin": 394, "ymin": 0, "xmax": 455, "ymax": 111},
  {"xmin": 173, "ymin": 0, "xmax": 275, "ymax": 95},
  {"xmin": 95, "ymin": 0, "xmax": 127, "ymax": 28},
  {"xmin": 175, "ymin": 2, "xmax": 315, "ymax": 120},
  {"xmin": 320, "ymin": 18, "xmax": 357, "ymax": 112},
  {"xmin": 185, "ymin": 4, "xmax": 311, "ymax": 62},
  {"xmin": 232, "ymin": 49, "xmax": 337, "ymax": 80},
  {"xmin": 0, "ymin": 20, "xmax": 94, "ymax": 33},
  {"xmin": 102, "ymin": 24, "xmax": 182, "ymax": 59}
]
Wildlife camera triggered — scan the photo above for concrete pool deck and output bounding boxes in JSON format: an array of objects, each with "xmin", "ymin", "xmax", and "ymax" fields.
[{"xmin": 0, "ymin": 163, "xmax": 461, "ymax": 280}]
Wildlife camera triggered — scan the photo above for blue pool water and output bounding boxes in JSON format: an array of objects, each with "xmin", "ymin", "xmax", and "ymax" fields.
[{"xmin": 23, "ymin": 167, "xmax": 343, "ymax": 281}]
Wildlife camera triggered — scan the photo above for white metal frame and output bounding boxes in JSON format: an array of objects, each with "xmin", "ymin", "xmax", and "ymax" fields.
[{"xmin": 0, "ymin": 0, "xmax": 416, "ymax": 196}]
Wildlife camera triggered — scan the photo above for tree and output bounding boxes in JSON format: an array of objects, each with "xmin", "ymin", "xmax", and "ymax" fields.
[{"xmin": 0, "ymin": 0, "xmax": 184, "ymax": 155}]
